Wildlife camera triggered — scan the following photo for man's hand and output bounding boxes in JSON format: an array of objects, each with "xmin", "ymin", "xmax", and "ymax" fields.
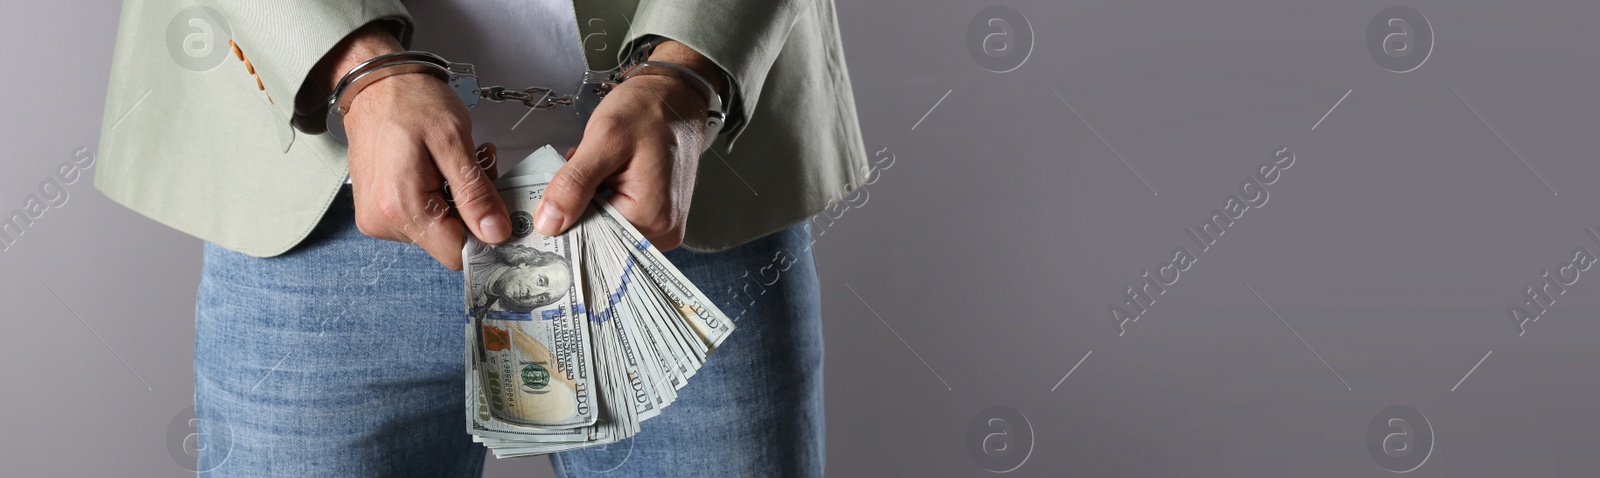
[
  {"xmin": 314, "ymin": 23, "xmax": 511, "ymax": 270},
  {"xmin": 534, "ymin": 41, "xmax": 722, "ymax": 252}
]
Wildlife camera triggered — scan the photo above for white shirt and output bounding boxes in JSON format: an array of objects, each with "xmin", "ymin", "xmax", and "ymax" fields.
[{"xmin": 407, "ymin": 0, "xmax": 589, "ymax": 165}]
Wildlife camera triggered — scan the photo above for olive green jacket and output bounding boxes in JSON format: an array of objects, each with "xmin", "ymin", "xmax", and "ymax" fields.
[{"xmin": 96, "ymin": 0, "xmax": 867, "ymax": 256}]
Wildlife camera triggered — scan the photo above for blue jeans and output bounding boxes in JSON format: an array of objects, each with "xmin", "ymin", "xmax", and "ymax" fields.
[{"xmin": 194, "ymin": 187, "xmax": 824, "ymax": 477}]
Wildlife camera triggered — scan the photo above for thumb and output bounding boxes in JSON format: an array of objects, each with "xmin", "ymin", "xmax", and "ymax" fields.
[
  {"xmin": 537, "ymin": 143, "xmax": 624, "ymax": 236},
  {"xmin": 432, "ymin": 131, "xmax": 511, "ymax": 244}
]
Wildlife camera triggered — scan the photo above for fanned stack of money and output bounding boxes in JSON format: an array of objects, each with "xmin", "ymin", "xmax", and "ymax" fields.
[{"xmin": 462, "ymin": 146, "xmax": 736, "ymax": 458}]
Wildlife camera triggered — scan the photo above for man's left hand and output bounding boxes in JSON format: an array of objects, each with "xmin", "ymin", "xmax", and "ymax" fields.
[{"xmin": 533, "ymin": 41, "xmax": 722, "ymax": 252}]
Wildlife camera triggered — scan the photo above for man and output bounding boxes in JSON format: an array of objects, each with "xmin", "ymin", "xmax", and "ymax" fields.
[{"xmin": 98, "ymin": 0, "xmax": 866, "ymax": 476}]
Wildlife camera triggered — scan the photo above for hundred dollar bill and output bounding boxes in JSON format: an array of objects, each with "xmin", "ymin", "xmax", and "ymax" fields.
[{"xmin": 464, "ymin": 156, "xmax": 596, "ymax": 428}]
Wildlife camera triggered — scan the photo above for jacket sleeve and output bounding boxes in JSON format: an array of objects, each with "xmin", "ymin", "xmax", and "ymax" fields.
[
  {"xmin": 195, "ymin": 0, "xmax": 414, "ymax": 130},
  {"xmin": 623, "ymin": 0, "xmax": 806, "ymax": 146}
]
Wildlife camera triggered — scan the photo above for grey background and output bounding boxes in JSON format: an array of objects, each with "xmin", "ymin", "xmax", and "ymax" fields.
[{"xmin": 5, "ymin": 0, "xmax": 1600, "ymax": 476}]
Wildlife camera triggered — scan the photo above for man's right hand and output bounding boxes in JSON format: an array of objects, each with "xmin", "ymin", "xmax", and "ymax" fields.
[{"xmin": 313, "ymin": 23, "xmax": 511, "ymax": 270}]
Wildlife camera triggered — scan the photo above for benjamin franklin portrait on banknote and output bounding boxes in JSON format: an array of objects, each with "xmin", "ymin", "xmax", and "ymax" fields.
[{"xmin": 467, "ymin": 242, "xmax": 575, "ymax": 315}]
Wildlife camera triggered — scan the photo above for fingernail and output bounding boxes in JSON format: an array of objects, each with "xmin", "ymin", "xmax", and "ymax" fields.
[
  {"xmin": 535, "ymin": 203, "xmax": 565, "ymax": 236},
  {"xmin": 480, "ymin": 214, "xmax": 510, "ymax": 243}
]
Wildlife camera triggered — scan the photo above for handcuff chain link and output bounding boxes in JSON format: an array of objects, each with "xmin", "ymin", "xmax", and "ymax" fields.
[{"xmin": 478, "ymin": 85, "xmax": 582, "ymax": 110}]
